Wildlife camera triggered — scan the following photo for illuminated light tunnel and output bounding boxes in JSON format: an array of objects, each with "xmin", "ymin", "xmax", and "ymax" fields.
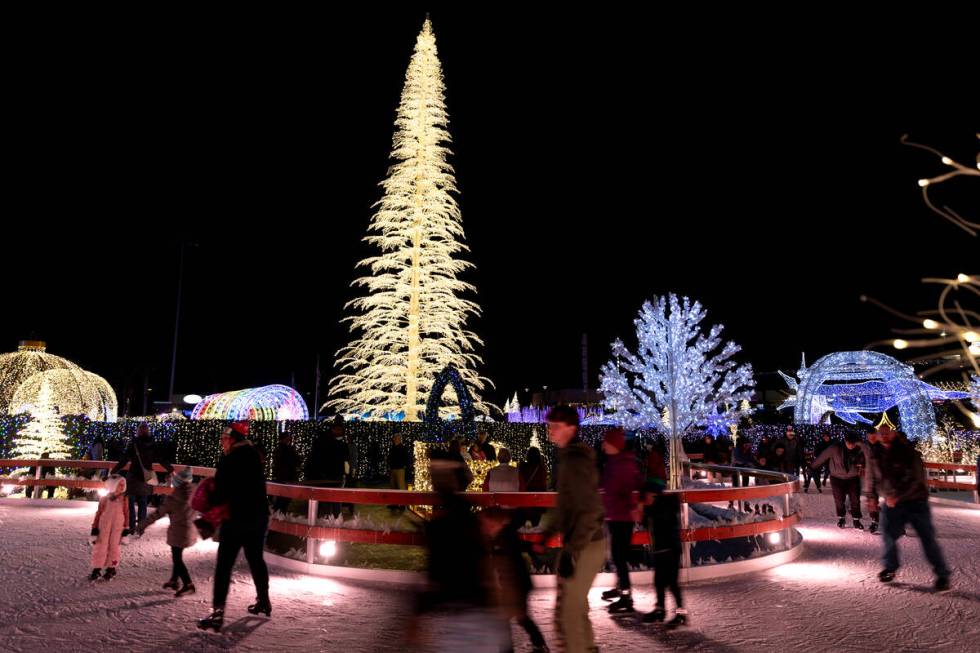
[{"xmin": 190, "ymin": 384, "xmax": 309, "ymax": 421}]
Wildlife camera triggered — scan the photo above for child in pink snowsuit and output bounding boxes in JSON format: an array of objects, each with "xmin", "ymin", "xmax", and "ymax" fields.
[{"xmin": 90, "ymin": 475, "xmax": 130, "ymax": 581}]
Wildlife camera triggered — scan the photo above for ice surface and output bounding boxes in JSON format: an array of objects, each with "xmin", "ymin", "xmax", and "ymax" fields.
[{"xmin": 1, "ymin": 493, "xmax": 978, "ymax": 652}]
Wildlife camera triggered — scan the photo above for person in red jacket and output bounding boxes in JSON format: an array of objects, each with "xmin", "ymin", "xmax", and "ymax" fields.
[{"xmin": 599, "ymin": 428, "xmax": 643, "ymax": 613}]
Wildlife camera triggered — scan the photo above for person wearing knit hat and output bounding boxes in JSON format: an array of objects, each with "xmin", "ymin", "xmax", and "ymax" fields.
[
  {"xmin": 198, "ymin": 420, "xmax": 270, "ymax": 632},
  {"xmin": 599, "ymin": 428, "xmax": 643, "ymax": 613},
  {"xmin": 172, "ymin": 466, "xmax": 194, "ymax": 488},
  {"xmin": 141, "ymin": 466, "xmax": 199, "ymax": 597}
]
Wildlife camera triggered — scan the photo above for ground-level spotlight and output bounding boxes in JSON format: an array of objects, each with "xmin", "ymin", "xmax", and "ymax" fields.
[
  {"xmin": 319, "ymin": 540, "xmax": 337, "ymax": 559},
  {"xmin": 97, "ymin": 489, "xmax": 109, "ymax": 498},
  {"xmin": 2, "ymin": 484, "xmax": 15, "ymax": 494},
  {"xmin": 768, "ymin": 532, "xmax": 781, "ymax": 545}
]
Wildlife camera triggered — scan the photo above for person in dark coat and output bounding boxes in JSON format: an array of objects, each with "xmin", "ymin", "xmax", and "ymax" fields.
[
  {"xmin": 304, "ymin": 420, "xmax": 350, "ymax": 519},
  {"xmin": 543, "ymin": 405, "xmax": 605, "ymax": 653},
  {"xmin": 865, "ymin": 427, "xmax": 950, "ymax": 591},
  {"xmin": 642, "ymin": 483, "xmax": 686, "ymax": 628},
  {"xmin": 599, "ymin": 428, "xmax": 643, "ymax": 613},
  {"xmin": 518, "ymin": 446, "xmax": 548, "ymax": 527},
  {"xmin": 478, "ymin": 430, "xmax": 497, "ymax": 462},
  {"xmin": 776, "ymin": 426, "xmax": 803, "ymax": 480},
  {"xmin": 271, "ymin": 431, "xmax": 301, "ymax": 514},
  {"xmin": 406, "ymin": 449, "xmax": 504, "ymax": 649},
  {"xmin": 26, "ymin": 450, "xmax": 55, "ymax": 499},
  {"xmin": 140, "ymin": 467, "xmax": 198, "ymax": 596},
  {"xmin": 197, "ymin": 422, "xmax": 271, "ymax": 632},
  {"xmin": 111, "ymin": 423, "xmax": 173, "ymax": 534},
  {"xmin": 481, "ymin": 507, "xmax": 549, "ymax": 653},
  {"xmin": 813, "ymin": 432, "xmax": 833, "ymax": 488}
]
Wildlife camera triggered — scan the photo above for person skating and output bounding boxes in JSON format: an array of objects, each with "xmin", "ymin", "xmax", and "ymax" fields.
[
  {"xmin": 481, "ymin": 507, "xmax": 551, "ymax": 653},
  {"xmin": 89, "ymin": 475, "xmax": 129, "ymax": 581},
  {"xmin": 111, "ymin": 422, "xmax": 173, "ymax": 535},
  {"xmin": 810, "ymin": 431, "xmax": 868, "ymax": 529},
  {"xmin": 641, "ymin": 481, "xmax": 686, "ymax": 628},
  {"xmin": 598, "ymin": 428, "xmax": 643, "ymax": 613},
  {"xmin": 541, "ymin": 405, "xmax": 605, "ymax": 653},
  {"xmin": 865, "ymin": 426, "xmax": 951, "ymax": 592},
  {"xmin": 271, "ymin": 431, "xmax": 301, "ymax": 514},
  {"xmin": 813, "ymin": 432, "xmax": 834, "ymax": 492},
  {"xmin": 862, "ymin": 429, "xmax": 884, "ymax": 534},
  {"xmin": 776, "ymin": 425, "xmax": 803, "ymax": 481},
  {"xmin": 139, "ymin": 467, "xmax": 198, "ymax": 597},
  {"xmin": 198, "ymin": 422, "xmax": 271, "ymax": 632}
]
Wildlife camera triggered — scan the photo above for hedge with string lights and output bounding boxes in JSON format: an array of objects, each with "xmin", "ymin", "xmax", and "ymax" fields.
[{"xmin": 2, "ymin": 415, "xmax": 977, "ymax": 480}]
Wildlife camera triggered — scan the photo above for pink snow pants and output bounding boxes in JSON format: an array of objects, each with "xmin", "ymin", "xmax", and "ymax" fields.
[{"xmin": 91, "ymin": 502, "xmax": 125, "ymax": 568}]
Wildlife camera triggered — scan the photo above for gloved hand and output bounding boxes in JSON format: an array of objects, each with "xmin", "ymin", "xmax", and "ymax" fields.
[
  {"xmin": 557, "ymin": 550, "xmax": 575, "ymax": 579},
  {"xmin": 121, "ymin": 529, "xmax": 130, "ymax": 538},
  {"xmin": 91, "ymin": 527, "xmax": 99, "ymax": 537}
]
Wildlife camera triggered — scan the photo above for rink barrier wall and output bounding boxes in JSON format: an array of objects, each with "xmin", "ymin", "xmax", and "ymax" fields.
[{"xmin": 0, "ymin": 458, "xmax": 806, "ymax": 573}]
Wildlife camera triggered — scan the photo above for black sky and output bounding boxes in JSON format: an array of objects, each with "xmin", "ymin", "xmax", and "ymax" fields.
[{"xmin": 5, "ymin": 7, "xmax": 977, "ymax": 415}]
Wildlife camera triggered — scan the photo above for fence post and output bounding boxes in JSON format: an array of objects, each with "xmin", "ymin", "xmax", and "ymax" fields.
[
  {"xmin": 782, "ymin": 492, "xmax": 792, "ymax": 551},
  {"xmin": 680, "ymin": 500, "xmax": 691, "ymax": 568},
  {"xmin": 306, "ymin": 498, "xmax": 318, "ymax": 565}
]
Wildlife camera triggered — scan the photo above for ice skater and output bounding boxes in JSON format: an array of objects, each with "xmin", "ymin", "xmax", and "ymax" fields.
[
  {"xmin": 865, "ymin": 426, "xmax": 950, "ymax": 592},
  {"xmin": 139, "ymin": 467, "xmax": 198, "ymax": 597},
  {"xmin": 89, "ymin": 474, "xmax": 129, "ymax": 581},
  {"xmin": 641, "ymin": 482, "xmax": 687, "ymax": 628}
]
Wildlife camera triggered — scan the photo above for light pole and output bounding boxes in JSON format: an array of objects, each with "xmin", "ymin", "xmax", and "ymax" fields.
[{"xmin": 168, "ymin": 243, "xmax": 196, "ymax": 407}]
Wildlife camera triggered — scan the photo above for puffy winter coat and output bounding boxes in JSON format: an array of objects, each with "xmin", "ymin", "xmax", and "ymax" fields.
[
  {"xmin": 601, "ymin": 452, "xmax": 643, "ymax": 522},
  {"xmin": 212, "ymin": 440, "xmax": 269, "ymax": 529},
  {"xmin": 142, "ymin": 482, "xmax": 198, "ymax": 548},
  {"xmin": 864, "ymin": 437, "xmax": 929, "ymax": 504}
]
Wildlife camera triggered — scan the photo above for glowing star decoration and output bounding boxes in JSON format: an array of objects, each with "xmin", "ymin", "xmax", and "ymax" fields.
[
  {"xmin": 328, "ymin": 17, "xmax": 491, "ymax": 421},
  {"xmin": 777, "ymin": 351, "xmax": 953, "ymax": 440},
  {"xmin": 12, "ymin": 374, "xmax": 71, "ymax": 460},
  {"xmin": 190, "ymin": 385, "xmax": 309, "ymax": 421},
  {"xmin": 600, "ymin": 294, "xmax": 755, "ymax": 488}
]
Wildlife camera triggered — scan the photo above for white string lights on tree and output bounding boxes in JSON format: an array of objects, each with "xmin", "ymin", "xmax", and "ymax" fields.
[
  {"xmin": 600, "ymin": 294, "xmax": 755, "ymax": 488},
  {"xmin": 329, "ymin": 18, "xmax": 491, "ymax": 421},
  {"xmin": 12, "ymin": 374, "xmax": 71, "ymax": 460}
]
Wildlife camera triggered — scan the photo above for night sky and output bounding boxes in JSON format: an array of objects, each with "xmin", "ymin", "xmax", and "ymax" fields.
[{"xmin": 5, "ymin": 8, "xmax": 976, "ymax": 415}]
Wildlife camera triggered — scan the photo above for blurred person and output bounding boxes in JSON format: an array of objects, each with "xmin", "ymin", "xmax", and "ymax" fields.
[
  {"xmin": 599, "ymin": 428, "xmax": 643, "ymax": 613},
  {"xmin": 866, "ymin": 426, "xmax": 950, "ymax": 591},
  {"xmin": 111, "ymin": 423, "xmax": 173, "ymax": 534},
  {"xmin": 484, "ymin": 448, "xmax": 519, "ymax": 492},
  {"xmin": 641, "ymin": 482, "xmax": 686, "ymax": 628},
  {"xmin": 139, "ymin": 467, "xmax": 198, "ymax": 597},
  {"xmin": 272, "ymin": 431, "xmax": 301, "ymax": 514},
  {"xmin": 811, "ymin": 431, "xmax": 869, "ymax": 529},
  {"xmin": 542, "ymin": 405, "xmax": 605, "ymax": 653}
]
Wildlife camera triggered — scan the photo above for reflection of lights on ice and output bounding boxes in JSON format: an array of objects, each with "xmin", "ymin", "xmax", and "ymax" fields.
[
  {"xmin": 768, "ymin": 532, "xmax": 781, "ymax": 544},
  {"xmin": 319, "ymin": 540, "xmax": 337, "ymax": 559},
  {"xmin": 770, "ymin": 562, "xmax": 852, "ymax": 583}
]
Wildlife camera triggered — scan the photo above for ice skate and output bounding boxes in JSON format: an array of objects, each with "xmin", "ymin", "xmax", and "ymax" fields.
[
  {"xmin": 878, "ymin": 569, "xmax": 896, "ymax": 583},
  {"xmin": 88, "ymin": 568, "xmax": 101, "ymax": 582},
  {"xmin": 175, "ymin": 582, "xmax": 196, "ymax": 597},
  {"xmin": 666, "ymin": 608, "xmax": 688, "ymax": 629},
  {"xmin": 607, "ymin": 593, "xmax": 634, "ymax": 613},
  {"xmin": 642, "ymin": 607, "xmax": 665, "ymax": 624},
  {"xmin": 600, "ymin": 588, "xmax": 621, "ymax": 601},
  {"xmin": 247, "ymin": 597, "xmax": 272, "ymax": 616},
  {"xmin": 853, "ymin": 520, "xmax": 864, "ymax": 530},
  {"xmin": 197, "ymin": 608, "xmax": 224, "ymax": 632}
]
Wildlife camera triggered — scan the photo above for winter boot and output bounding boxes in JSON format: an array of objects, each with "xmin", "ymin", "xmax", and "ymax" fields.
[
  {"xmin": 934, "ymin": 576, "xmax": 951, "ymax": 593},
  {"xmin": 163, "ymin": 579, "xmax": 179, "ymax": 590},
  {"xmin": 853, "ymin": 520, "xmax": 864, "ymax": 530},
  {"xmin": 600, "ymin": 588, "xmax": 621, "ymax": 601},
  {"xmin": 666, "ymin": 608, "xmax": 688, "ymax": 629},
  {"xmin": 176, "ymin": 583, "xmax": 196, "ymax": 598},
  {"xmin": 837, "ymin": 518, "xmax": 846, "ymax": 528},
  {"xmin": 608, "ymin": 592, "xmax": 634, "ymax": 613},
  {"xmin": 247, "ymin": 597, "xmax": 272, "ymax": 617},
  {"xmin": 878, "ymin": 569, "xmax": 896, "ymax": 583},
  {"xmin": 88, "ymin": 568, "xmax": 101, "ymax": 581},
  {"xmin": 642, "ymin": 607, "xmax": 666, "ymax": 624},
  {"xmin": 102, "ymin": 567, "xmax": 117, "ymax": 581},
  {"xmin": 197, "ymin": 608, "xmax": 224, "ymax": 632},
  {"xmin": 869, "ymin": 521, "xmax": 879, "ymax": 534}
]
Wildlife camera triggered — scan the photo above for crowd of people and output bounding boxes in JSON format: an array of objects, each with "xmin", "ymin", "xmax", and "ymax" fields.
[{"xmin": 66, "ymin": 411, "xmax": 955, "ymax": 649}]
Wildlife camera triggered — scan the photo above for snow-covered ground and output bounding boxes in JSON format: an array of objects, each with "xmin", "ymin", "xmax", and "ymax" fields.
[{"xmin": 1, "ymin": 492, "xmax": 978, "ymax": 652}]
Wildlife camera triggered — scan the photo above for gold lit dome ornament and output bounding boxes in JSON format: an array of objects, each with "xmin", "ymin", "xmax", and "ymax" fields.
[
  {"xmin": 0, "ymin": 340, "xmax": 118, "ymax": 421},
  {"xmin": 10, "ymin": 369, "xmax": 117, "ymax": 422}
]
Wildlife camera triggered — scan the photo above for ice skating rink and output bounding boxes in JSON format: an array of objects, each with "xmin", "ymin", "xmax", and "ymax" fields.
[{"xmin": 1, "ymin": 492, "xmax": 978, "ymax": 652}]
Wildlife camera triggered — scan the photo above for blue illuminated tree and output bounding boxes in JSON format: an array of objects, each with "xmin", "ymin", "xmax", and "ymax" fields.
[{"xmin": 600, "ymin": 294, "xmax": 754, "ymax": 487}]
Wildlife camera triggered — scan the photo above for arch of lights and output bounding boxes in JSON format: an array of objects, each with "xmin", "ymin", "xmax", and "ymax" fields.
[
  {"xmin": 778, "ymin": 351, "xmax": 969, "ymax": 441},
  {"xmin": 190, "ymin": 384, "xmax": 309, "ymax": 421}
]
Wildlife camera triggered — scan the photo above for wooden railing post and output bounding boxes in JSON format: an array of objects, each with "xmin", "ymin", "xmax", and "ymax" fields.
[
  {"xmin": 680, "ymin": 501, "xmax": 691, "ymax": 568},
  {"xmin": 306, "ymin": 498, "xmax": 318, "ymax": 565}
]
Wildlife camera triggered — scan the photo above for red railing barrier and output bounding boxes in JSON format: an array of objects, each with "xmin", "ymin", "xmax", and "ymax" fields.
[{"xmin": 0, "ymin": 458, "xmax": 803, "ymax": 558}]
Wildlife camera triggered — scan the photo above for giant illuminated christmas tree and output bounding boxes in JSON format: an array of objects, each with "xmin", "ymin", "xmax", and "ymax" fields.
[
  {"xmin": 12, "ymin": 376, "xmax": 70, "ymax": 460},
  {"xmin": 329, "ymin": 18, "xmax": 490, "ymax": 420}
]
